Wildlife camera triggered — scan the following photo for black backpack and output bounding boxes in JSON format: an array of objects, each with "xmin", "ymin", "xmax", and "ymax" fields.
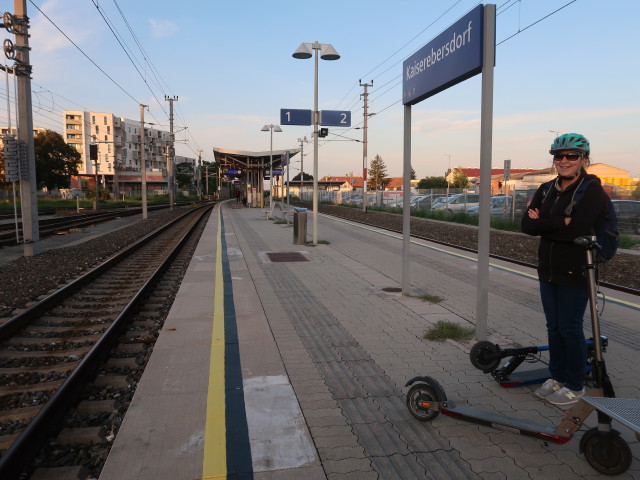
[{"xmin": 541, "ymin": 177, "xmax": 619, "ymax": 261}]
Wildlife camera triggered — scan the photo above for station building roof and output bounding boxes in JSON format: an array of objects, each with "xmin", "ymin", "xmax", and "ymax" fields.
[{"xmin": 212, "ymin": 147, "xmax": 299, "ymax": 172}]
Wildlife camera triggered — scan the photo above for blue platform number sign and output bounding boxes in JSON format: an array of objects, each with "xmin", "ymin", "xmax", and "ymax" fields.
[
  {"xmin": 320, "ymin": 110, "xmax": 351, "ymax": 127},
  {"xmin": 403, "ymin": 5, "xmax": 484, "ymax": 106},
  {"xmin": 280, "ymin": 109, "xmax": 312, "ymax": 126}
]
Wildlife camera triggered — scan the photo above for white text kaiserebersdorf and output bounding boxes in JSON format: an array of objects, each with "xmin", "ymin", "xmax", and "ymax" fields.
[{"xmin": 405, "ymin": 21, "xmax": 474, "ymax": 81}]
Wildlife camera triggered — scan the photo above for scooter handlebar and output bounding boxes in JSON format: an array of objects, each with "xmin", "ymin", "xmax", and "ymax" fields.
[{"xmin": 574, "ymin": 235, "xmax": 598, "ymax": 248}]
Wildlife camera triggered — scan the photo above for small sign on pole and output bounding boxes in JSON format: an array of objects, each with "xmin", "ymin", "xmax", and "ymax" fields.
[
  {"xmin": 320, "ymin": 110, "xmax": 351, "ymax": 127},
  {"xmin": 280, "ymin": 109, "xmax": 312, "ymax": 126}
]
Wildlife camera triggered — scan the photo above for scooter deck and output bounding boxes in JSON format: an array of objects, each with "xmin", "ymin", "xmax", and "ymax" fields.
[
  {"xmin": 440, "ymin": 401, "xmax": 571, "ymax": 444},
  {"xmin": 496, "ymin": 367, "xmax": 550, "ymax": 388},
  {"xmin": 581, "ymin": 396, "xmax": 640, "ymax": 434}
]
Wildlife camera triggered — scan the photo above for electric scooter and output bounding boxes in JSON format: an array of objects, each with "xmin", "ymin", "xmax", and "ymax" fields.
[
  {"xmin": 469, "ymin": 335, "xmax": 607, "ymax": 387},
  {"xmin": 405, "ymin": 236, "xmax": 637, "ymax": 475}
]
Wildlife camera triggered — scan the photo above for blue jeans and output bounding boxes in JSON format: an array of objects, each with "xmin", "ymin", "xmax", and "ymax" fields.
[{"xmin": 539, "ymin": 280, "xmax": 589, "ymax": 391}]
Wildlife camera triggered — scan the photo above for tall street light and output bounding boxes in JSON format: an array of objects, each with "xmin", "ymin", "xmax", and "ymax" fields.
[
  {"xmin": 261, "ymin": 124, "xmax": 282, "ymax": 209},
  {"xmin": 549, "ymin": 129, "xmax": 565, "ymax": 138},
  {"xmin": 293, "ymin": 41, "xmax": 340, "ymax": 245},
  {"xmin": 444, "ymin": 153, "xmax": 452, "ymax": 198},
  {"xmin": 298, "ymin": 136, "xmax": 308, "ymax": 199}
]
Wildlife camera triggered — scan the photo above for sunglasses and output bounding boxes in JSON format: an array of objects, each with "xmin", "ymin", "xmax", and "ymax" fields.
[{"xmin": 553, "ymin": 153, "xmax": 583, "ymax": 161}]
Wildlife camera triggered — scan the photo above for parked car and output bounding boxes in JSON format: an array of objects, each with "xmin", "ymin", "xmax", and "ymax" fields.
[
  {"xmin": 413, "ymin": 193, "xmax": 446, "ymax": 211},
  {"xmin": 431, "ymin": 193, "xmax": 480, "ymax": 212},
  {"xmin": 467, "ymin": 195, "xmax": 513, "ymax": 217},
  {"xmin": 611, "ymin": 200, "xmax": 640, "ymax": 234},
  {"xmin": 430, "ymin": 195, "xmax": 456, "ymax": 210}
]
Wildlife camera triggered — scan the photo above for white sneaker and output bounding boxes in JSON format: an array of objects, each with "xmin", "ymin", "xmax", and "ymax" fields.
[
  {"xmin": 545, "ymin": 386, "xmax": 585, "ymax": 406},
  {"xmin": 534, "ymin": 379, "xmax": 563, "ymax": 398}
]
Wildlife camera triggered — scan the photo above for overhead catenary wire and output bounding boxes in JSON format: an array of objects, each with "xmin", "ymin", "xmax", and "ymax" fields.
[
  {"xmin": 27, "ymin": 0, "xmax": 140, "ymax": 106},
  {"xmin": 323, "ymin": 0, "xmax": 580, "ymax": 161},
  {"xmin": 7, "ymin": 1, "xmax": 579, "ymax": 167}
]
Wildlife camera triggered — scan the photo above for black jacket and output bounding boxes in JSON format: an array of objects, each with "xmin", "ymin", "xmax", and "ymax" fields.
[{"xmin": 521, "ymin": 171, "xmax": 608, "ymax": 288}]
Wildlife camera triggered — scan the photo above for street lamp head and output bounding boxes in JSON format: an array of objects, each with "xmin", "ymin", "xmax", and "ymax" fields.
[
  {"xmin": 292, "ymin": 42, "xmax": 313, "ymax": 59},
  {"xmin": 320, "ymin": 43, "xmax": 340, "ymax": 61},
  {"xmin": 261, "ymin": 124, "xmax": 282, "ymax": 132}
]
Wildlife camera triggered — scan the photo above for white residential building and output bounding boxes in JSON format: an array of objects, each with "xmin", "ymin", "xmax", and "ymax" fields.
[{"xmin": 62, "ymin": 111, "xmax": 195, "ymax": 195}]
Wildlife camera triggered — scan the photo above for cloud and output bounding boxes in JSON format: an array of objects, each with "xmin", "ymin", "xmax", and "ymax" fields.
[
  {"xmin": 411, "ymin": 109, "xmax": 480, "ymax": 134},
  {"xmin": 149, "ymin": 19, "xmax": 179, "ymax": 38}
]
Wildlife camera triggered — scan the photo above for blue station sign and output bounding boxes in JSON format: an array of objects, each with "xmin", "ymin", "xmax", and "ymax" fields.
[
  {"xmin": 320, "ymin": 110, "xmax": 351, "ymax": 127},
  {"xmin": 403, "ymin": 5, "xmax": 484, "ymax": 106},
  {"xmin": 280, "ymin": 109, "xmax": 312, "ymax": 126}
]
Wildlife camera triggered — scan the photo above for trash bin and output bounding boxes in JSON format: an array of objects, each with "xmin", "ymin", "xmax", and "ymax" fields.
[{"xmin": 293, "ymin": 207, "xmax": 307, "ymax": 245}]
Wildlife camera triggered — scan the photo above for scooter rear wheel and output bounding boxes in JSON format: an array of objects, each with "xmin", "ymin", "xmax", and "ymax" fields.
[
  {"xmin": 406, "ymin": 380, "xmax": 446, "ymax": 421},
  {"xmin": 580, "ymin": 427, "xmax": 632, "ymax": 475},
  {"xmin": 469, "ymin": 341, "xmax": 501, "ymax": 373}
]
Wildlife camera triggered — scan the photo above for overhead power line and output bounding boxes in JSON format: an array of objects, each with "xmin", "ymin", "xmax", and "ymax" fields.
[{"xmin": 27, "ymin": 0, "xmax": 140, "ymax": 105}]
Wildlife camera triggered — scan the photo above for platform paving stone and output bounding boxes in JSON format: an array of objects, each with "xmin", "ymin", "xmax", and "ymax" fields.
[
  {"xmin": 316, "ymin": 445, "xmax": 367, "ymax": 461},
  {"xmin": 325, "ymin": 470, "xmax": 378, "ymax": 480},
  {"xmin": 411, "ymin": 451, "xmax": 480, "ymax": 480},
  {"xmin": 369, "ymin": 453, "xmax": 433, "ymax": 479},
  {"xmin": 322, "ymin": 458, "xmax": 375, "ymax": 475},
  {"xmin": 227, "ymin": 206, "xmax": 640, "ymax": 479}
]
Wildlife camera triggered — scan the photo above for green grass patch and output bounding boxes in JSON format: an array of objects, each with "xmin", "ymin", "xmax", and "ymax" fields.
[
  {"xmin": 305, "ymin": 240, "xmax": 330, "ymax": 246},
  {"xmin": 0, "ymin": 194, "xmax": 200, "ymax": 211},
  {"xmin": 424, "ymin": 320, "xmax": 475, "ymax": 342},
  {"xmin": 619, "ymin": 234, "xmax": 640, "ymax": 250},
  {"xmin": 418, "ymin": 294, "xmax": 443, "ymax": 303},
  {"xmin": 273, "ymin": 218, "xmax": 290, "ymax": 224}
]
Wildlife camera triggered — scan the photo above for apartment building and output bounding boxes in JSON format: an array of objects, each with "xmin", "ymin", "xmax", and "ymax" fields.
[{"xmin": 63, "ymin": 110, "xmax": 180, "ymax": 195}]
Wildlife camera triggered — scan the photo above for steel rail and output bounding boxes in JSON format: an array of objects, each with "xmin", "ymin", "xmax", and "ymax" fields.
[{"xmin": 0, "ymin": 204, "xmax": 213, "ymax": 479}]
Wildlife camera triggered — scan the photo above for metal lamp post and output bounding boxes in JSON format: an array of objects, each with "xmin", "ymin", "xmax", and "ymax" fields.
[
  {"xmin": 261, "ymin": 124, "xmax": 282, "ymax": 209},
  {"xmin": 444, "ymin": 153, "xmax": 452, "ymax": 198},
  {"xmin": 293, "ymin": 41, "xmax": 340, "ymax": 245},
  {"xmin": 297, "ymin": 136, "xmax": 308, "ymax": 199},
  {"xmin": 549, "ymin": 129, "xmax": 565, "ymax": 138}
]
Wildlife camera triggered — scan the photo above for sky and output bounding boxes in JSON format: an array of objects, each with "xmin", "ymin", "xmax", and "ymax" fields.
[{"xmin": 3, "ymin": 0, "xmax": 640, "ymax": 179}]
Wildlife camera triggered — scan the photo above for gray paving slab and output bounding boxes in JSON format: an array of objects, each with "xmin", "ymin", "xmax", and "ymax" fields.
[{"xmin": 224, "ymin": 204, "xmax": 640, "ymax": 480}]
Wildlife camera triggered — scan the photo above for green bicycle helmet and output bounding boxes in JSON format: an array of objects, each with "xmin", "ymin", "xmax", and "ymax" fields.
[{"xmin": 549, "ymin": 133, "xmax": 590, "ymax": 155}]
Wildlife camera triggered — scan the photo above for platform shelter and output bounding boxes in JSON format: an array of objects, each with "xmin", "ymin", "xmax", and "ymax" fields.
[{"xmin": 212, "ymin": 147, "xmax": 299, "ymax": 207}]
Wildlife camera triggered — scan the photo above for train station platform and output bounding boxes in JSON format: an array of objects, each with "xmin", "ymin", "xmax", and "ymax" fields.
[{"xmin": 99, "ymin": 201, "xmax": 640, "ymax": 480}]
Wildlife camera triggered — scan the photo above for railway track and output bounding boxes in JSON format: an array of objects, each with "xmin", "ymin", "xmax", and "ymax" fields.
[
  {"xmin": 0, "ymin": 204, "xmax": 213, "ymax": 479},
  {"xmin": 0, "ymin": 203, "xmax": 195, "ymax": 247},
  {"xmin": 315, "ymin": 204, "xmax": 640, "ymax": 296}
]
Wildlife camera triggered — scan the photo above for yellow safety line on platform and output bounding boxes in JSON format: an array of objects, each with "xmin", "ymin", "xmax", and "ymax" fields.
[{"xmin": 203, "ymin": 206, "xmax": 226, "ymax": 477}]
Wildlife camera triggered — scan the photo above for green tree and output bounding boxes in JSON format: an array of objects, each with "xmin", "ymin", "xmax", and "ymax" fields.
[
  {"xmin": 175, "ymin": 162, "xmax": 194, "ymax": 190},
  {"xmin": 410, "ymin": 166, "xmax": 417, "ymax": 180},
  {"xmin": 368, "ymin": 154, "xmax": 387, "ymax": 190},
  {"xmin": 34, "ymin": 130, "xmax": 81, "ymax": 190},
  {"xmin": 417, "ymin": 176, "xmax": 448, "ymax": 189},
  {"xmin": 451, "ymin": 167, "xmax": 470, "ymax": 188},
  {"xmin": 292, "ymin": 172, "xmax": 313, "ymax": 181}
]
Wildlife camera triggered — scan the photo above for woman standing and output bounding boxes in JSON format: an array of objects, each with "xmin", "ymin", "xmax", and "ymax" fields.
[{"xmin": 521, "ymin": 133, "xmax": 610, "ymax": 406}]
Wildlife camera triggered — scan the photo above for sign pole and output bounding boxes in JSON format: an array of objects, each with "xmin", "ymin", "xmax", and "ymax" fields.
[
  {"xmin": 475, "ymin": 4, "xmax": 496, "ymax": 341},
  {"xmin": 402, "ymin": 105, "xmax": 411, "ymax": 294}
]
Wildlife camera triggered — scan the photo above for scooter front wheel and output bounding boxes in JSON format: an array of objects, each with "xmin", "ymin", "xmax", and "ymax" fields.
[
  {"xmin": 469, "ymin": 341, "xmax": 501, "ymax": 373},
  {"xmin": 406, "ymin": 380, "xmax": 446, "ymax": 421},
  {"xmin": 580, "ymin": 427, "xmax": 632, "ymax": 476}
]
